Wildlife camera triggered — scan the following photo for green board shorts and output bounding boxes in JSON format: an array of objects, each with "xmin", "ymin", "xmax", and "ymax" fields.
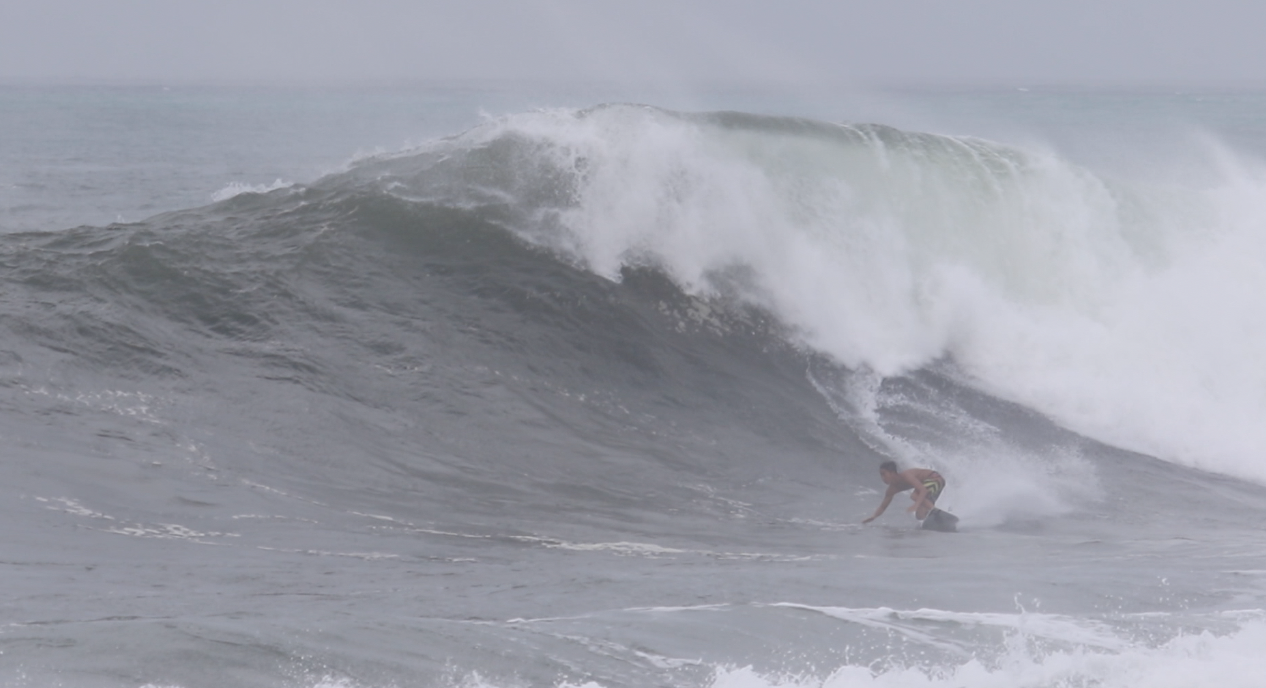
[{"xmin": 922, "ymin": 473, "xmax": 946, "ymax": 503}]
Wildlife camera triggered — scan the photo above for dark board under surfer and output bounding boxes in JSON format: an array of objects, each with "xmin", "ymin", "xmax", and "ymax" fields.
[{"xmin": 921, "ymin": 507, "xmax": 959, "ymax": 532}]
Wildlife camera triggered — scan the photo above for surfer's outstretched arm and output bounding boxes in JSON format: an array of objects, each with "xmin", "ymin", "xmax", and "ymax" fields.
[{"xmin": 863, "ymin": 491, "xmax": 895, "ymax": 524}]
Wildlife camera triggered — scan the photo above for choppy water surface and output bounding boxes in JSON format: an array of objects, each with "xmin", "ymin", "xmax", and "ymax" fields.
[{"xmin": 3, "ymin": 85, "xmax": 1266, "ymax": 688}]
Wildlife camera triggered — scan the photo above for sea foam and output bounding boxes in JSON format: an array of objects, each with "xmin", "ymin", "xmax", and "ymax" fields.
[{"xmin": 709, "ymin": 616, "xmax": 1266, "ymax": 688}]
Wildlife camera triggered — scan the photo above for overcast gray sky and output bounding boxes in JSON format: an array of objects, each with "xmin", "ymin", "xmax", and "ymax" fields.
[{"xmin": 5, "ymin": 0, "xmax": 1266, "ymax": 87}]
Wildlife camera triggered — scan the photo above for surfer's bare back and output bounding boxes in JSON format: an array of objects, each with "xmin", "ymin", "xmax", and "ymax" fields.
[{"xmin": 862, "ymin": 460, "xmax": 946, "ymax": 523}]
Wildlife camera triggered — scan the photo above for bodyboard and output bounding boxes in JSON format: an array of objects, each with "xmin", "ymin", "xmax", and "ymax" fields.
[{"xmin": 921, "ymin": 508, "xmax": 959, "ymax": 532}]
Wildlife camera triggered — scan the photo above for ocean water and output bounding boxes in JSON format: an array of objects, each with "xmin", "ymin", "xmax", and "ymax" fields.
[{"xmin": 3, "ymin": 83, "xmax": 1266, "ymax": 688}]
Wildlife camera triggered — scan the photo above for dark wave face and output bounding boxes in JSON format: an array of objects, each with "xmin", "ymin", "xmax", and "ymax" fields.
[
  {"xmin": 4, "ymin": 104, "xmax": 1266, "ymax": 688},
  {"xmin": 3, "ymin": 175, "xmax": 866, "ymax": 515}
]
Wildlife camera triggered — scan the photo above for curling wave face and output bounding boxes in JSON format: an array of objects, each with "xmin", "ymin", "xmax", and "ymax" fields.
[{"xmin": 341, "ymin": 104, "xmax": 1266, "ymax": 482}]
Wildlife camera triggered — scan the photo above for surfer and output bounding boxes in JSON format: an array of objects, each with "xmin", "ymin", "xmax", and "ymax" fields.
[{"xmin": 862, "ymin": 460, "xmax": 947, "ymax": 524}]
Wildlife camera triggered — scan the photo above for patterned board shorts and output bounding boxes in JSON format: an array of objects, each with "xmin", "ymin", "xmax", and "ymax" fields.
[{"xmin": 922, "ymin": 473, "xmax": 946, "ymax": 502}]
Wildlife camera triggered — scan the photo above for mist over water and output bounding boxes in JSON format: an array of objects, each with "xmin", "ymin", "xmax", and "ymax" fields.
[{"xmin": 4, "ymin": 85, "xmax": 1266, "ymax": 688}]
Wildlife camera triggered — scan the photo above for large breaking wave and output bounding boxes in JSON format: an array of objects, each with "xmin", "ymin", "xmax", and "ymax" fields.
[
  {"xmin": 7, "ymin": 102, "xmax": 1258, "ymax": 528},
  {"xmin": 339, "ymin": 104, "xmax": 1266, "ymax": 482},
  {"xmin": 7, "ymin": 99, "xmax": 1266, "ymax": 688}
]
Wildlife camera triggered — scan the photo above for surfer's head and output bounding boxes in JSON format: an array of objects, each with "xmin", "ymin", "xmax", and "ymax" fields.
[{"xmin": 879, "ymin": 460, "xmax": 898, "ymax": 484}]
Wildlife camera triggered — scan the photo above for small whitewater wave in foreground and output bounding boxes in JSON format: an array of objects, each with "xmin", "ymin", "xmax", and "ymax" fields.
[
  {"xmin": 708, "ymin": 618, "xmax": 1266, "ymax": 688},
  {"xmin": 443, "ymin": 609, "xmax": 1266, "ymax": 688}
]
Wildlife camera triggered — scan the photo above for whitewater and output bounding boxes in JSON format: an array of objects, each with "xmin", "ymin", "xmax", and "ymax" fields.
[{"xmin": 2, "ymin": 84, "xmax": 1266, "ymax": 688}]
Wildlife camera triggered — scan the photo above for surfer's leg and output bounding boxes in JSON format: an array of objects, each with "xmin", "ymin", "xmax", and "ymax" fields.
[{"xmin": 915, "ymin": 478, "xmax": 943, "ymax": 519}]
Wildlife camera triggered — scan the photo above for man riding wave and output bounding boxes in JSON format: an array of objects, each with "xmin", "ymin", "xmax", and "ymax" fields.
[{"xmin": 862, "ymin": 460, "xmax": 949, "ymax": 525}]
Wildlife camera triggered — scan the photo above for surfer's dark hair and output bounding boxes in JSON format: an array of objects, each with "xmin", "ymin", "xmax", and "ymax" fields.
[{"xmin": 879, "ymin": 460, "xmax": 898, "ymax": 473}]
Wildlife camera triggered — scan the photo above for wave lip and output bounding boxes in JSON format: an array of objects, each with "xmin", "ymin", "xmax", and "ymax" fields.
[{"xmin": 211, "ymin": 178, "xmax": 293, "ymax": 202}]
